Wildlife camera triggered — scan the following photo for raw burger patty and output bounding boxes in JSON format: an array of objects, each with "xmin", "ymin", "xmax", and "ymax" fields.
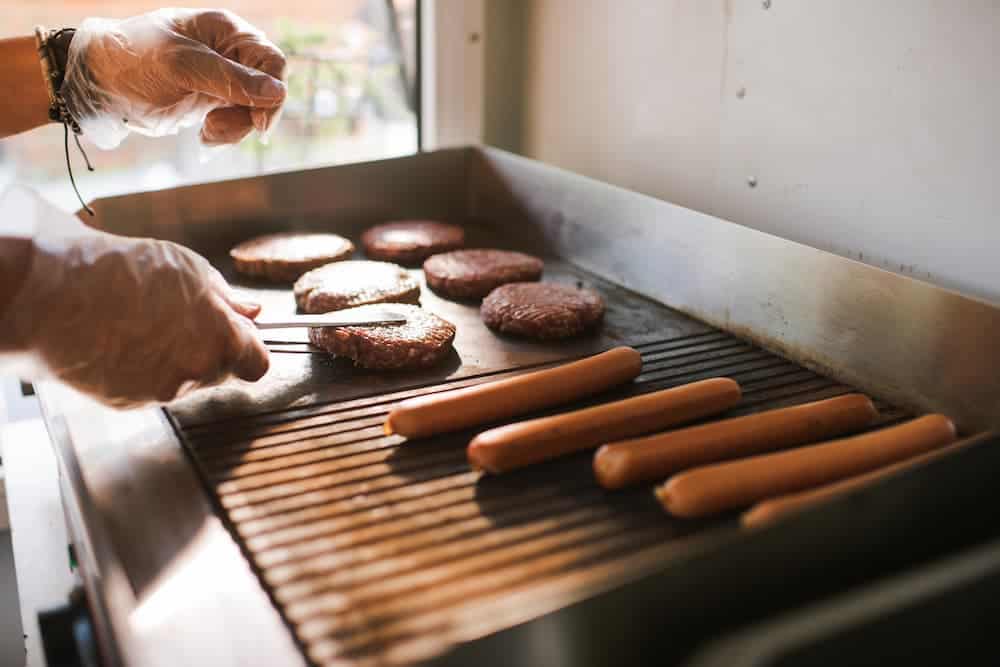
[
  {"xmin": 230, "ymin": 232, "xmax": 354, "ymax": 282},
  {"xmin": 423, "ymin": 249, "xmax": 544, "ymax": 299},
  {"xmin": 309, "ymin": 304, "xmax": 457, "ymax": 370},
  {"xmin": 481, "ymin": 282, "xmax": 605, "ymax": 340},
  {"xmin": 361, "ymin": 220, "xmax": 465, "ymax": 265},
  {"xmin": 294, "ymin": 261, "xmax": 420, "ymax": 313}
]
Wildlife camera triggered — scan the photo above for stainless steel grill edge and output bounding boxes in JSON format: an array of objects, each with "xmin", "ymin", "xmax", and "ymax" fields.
[{"xmin": 36, "ymin": 147, "xmax": 1000, "ymax": 667}]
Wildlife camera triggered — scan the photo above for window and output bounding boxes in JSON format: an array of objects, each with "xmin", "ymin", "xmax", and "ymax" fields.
[{"xmin": 0, "ymin": 0, "xmax": 418, "ymax": 210}]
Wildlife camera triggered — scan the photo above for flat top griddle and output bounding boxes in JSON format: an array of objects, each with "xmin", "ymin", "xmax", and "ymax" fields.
[
  {"xmin": 167, "ymin": 226, "xmax": 910, "ymax": 666},
  {"xmin": 39, "ymin": 147, "xmax": 1000, "ymax": 667},
  {"xmin": 168, "ymin": 223, "xmax": 700, "ymax": 426}
]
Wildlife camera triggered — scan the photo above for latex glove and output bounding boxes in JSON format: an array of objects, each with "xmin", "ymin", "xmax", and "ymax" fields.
[
  {"xmin": 61, "ymin": 8, "xmax": 287, "ymax": 149},
  {"xmin": 0, "ymin": 186, "xmax": 269, "ymax": 407}
]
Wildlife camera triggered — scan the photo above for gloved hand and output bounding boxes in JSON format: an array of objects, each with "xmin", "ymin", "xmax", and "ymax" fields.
[
  {"xmin": 0, "ymin": 186, "xmax": 269, "ymax": 407},
  {"xmin": 61, "ymin": 8, "xmax": 287, "ymax": 149}
]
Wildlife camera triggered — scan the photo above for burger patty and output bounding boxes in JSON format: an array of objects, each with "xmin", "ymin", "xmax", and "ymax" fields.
[
  {"xmin": 230, "ymin": 232, "xmax": 354, "ymax": 282},
  {"xmin": 294, "ymin": 261, "xmax": 421, "ymax": 313},
  {"xmin": 361, "ymin": 220, "xmax": 465, "ymax": 265},
  {"xmin": 481, "ymin": 282, "xmax": 605, "ymax": 340},
  {"xmin": 308, "ymin": 304, "xmax": 457, "ymax": 370},
  {"xmin": 423, "ymin": 249, "xmax": 544, "ymax": 299}
]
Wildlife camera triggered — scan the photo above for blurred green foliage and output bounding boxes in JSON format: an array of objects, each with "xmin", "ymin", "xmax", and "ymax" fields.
[
  {"xmin": 275, "ymin": 18, "xmax": 329, "ymax": 55},
  {"xmin": 241, "ymin": 18, "xmax": 411, "ymax": 168}
]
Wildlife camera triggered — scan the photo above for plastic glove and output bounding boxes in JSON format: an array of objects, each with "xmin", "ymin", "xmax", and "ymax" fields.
[
  {"xmin": 0, "ymin": 186, "xmax": 269, "ymax": 408},
  {"xmin": 61, "ymin": 8, "xmax": 287, "ymax": 149}
]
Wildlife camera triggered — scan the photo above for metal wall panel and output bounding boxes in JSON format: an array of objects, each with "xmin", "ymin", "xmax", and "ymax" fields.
[{"xmin": 519, "ymin": 0, "xmax": 1000, "ymax": 303}]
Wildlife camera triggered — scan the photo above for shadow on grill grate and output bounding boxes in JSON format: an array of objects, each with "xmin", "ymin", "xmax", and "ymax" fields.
[{"xmin": 173, "ymin": 331, "xmax": 908, "ymax": 666}]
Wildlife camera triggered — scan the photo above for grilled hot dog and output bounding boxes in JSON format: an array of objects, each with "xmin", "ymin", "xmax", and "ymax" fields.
[
  {"xmin": 594, "ymin": 394, "xmax": 878, "ymax": 490},
  {"xmin": 656, "ymin": 414, "xmax": 956, "ymax": 518},
  {"xmin": 385, "ymin": 347, "xmax": 643, "ymax": 439},
  {"xmin": 468, "ymin": 378, "xmax": 741, "ymax": 474},
  {"xmin": 741, "ymin": 438, "xmax": 970, "ymax": 527}
]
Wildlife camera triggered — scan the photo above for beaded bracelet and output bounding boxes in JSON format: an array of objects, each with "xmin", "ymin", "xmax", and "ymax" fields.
[{"xmin": 34, "ymin": 26, "xmax": 95, "ymax": 216}]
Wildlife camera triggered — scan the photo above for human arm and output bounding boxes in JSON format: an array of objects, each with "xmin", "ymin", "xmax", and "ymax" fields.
[
  {"xmin": 0, "ymin": 9, "xmax": 286, "ymax": 147},
  {"xmin": 0, "ymin": 187, "xmax": 269, "ymax": 406},
  {"xmin": 0, "ymin": 37, "xmax": 52, "ymax": 138}
]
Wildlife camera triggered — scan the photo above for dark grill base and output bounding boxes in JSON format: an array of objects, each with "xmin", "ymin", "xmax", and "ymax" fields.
[{"xmin": 173, "ymin": 331, "xmax": 907, "ymax": 666}]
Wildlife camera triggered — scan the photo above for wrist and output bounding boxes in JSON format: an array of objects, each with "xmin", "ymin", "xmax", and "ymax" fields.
[
  {"xmin": 45, "ymin": 28, "xmax": 75, "ymax": 80},
  {"xmin": 35, "ymin": 26, "xmax": 81, "ymax": 132},
  {"xmin": 57, "ymin": 18, "xmax": 133, "ymax": 150}
]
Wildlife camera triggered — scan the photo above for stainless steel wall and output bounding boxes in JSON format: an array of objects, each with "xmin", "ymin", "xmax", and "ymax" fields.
[{"xmin": 489, "ymin": 0, "xmax": 1000, "ymax": 303}]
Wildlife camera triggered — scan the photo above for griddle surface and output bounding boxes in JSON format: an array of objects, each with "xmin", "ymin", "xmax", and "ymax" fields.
[{"xmin": 169, "ymin": 245, "xmax": 908, "ymax": 665}]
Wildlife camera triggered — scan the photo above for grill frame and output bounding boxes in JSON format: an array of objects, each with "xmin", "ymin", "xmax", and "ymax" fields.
[{"xmin": 36, "ymin": 146, "xmax": 1000, "ymax": 667}]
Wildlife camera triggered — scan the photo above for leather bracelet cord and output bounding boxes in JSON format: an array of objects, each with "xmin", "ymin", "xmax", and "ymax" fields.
[{"xmin": 34, "ymin": 26, "xmax": 95, "ymax": 216}]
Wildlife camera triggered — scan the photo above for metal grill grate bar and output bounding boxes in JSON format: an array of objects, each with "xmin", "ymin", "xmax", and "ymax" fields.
[{"xmin": 176, "ymin": 332, "xmax": 910, "ymax": 666}]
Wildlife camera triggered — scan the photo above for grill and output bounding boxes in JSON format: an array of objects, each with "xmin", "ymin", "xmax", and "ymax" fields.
[
  {"xmin": 172, "ymin": 284, "xmax": 907, "ymax": 665},
  {"xmin": 36, "ymin": 147, "xmax": 1000, "ymax": 667}
]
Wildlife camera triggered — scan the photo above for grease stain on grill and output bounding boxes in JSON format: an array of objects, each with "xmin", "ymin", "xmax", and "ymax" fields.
[{"xmin": 173, "ymin": 330, "xmax": 907, "ymax": 666}]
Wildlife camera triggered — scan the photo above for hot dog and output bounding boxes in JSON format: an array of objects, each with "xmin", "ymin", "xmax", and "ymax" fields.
[
  {"xmin": 593, "ymin": 394, "xmax": 878, "ymax": 490},
  {"xmin": 656, "ymin": 414, "xmax": 956, "ymax": 518},
  {"xmin": 468, "ymin": 377, "xmax": 741, "ymax": 474},
  {"xmin": 385, "ymin": 347, "xmax": 643, "ymax": 439},
  {"xmin": 741, "ymin": 438, "xmax": 971, "ymax": 527}
]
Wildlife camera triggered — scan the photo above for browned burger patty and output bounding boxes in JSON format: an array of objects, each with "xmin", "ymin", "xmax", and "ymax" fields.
[
  {"xmin": 308, "ymin": 304, "xmax": 457, "ymax": 370},
  {"xmin": 294, "ymin": 261, "xmax": 420, "ymax": 313},
  {"xmin": 481, "ymin": 282, "xmax": 605, "ymax": 340},
  {"xmin": 230, "ymin": 232, "xmax": 354, "ymax": 282},
  {"xmin": 423, "ymin": 249, "xmax": 544, "ymax": 299},
  {"xmin": 361, "ymin": 220, "xmax": 465, "ymax": 265}
]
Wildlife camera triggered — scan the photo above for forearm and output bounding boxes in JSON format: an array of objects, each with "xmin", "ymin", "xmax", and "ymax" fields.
[
  {"xmin": 0, "ymin": 36, "xmax": 52, "ymax": 138},
  {"xmin": 0, "ymin": 238, "xmax": 34, "ymax": 351}
]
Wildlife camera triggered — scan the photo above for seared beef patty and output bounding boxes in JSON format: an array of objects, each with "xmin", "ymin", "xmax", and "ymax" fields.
[
  {"xmin": 361, "ymin": 220, "xmax": 465, "ymax": 265},
  {"xmin": 308, "ymin": 304, "xmax": 456, "ymax": 370},
  {"xmin": 230, "ymin": 232, "xmax": 354, "ymax": 282},
  {"xmin": 423, "ymin": 249, "xmax": 543, "ymax": 299},
  {"xmin": 294, "ymin": 261, "xmax": 420, "ymax": 313},
  {"xmin": 480, "ymin": 282, "xmax": 605, "ymax": 340}
]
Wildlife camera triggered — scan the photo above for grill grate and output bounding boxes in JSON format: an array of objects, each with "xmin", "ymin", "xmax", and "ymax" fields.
[{"xmin": 173, "ymin": 331, "xmax": 908, "ymax": 666}]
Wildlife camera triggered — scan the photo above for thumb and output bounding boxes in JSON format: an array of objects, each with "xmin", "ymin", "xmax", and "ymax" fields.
[
  {"xmin": 201, "ymin": 106, "xmax": 254, "ymax": 146},
  {"xmin": 179, "ymin": 44, "xmax": 286, "ymax": 109},
  {"xmin": 226, "ymin": 312, "xmax": 271, "ymax": 382}
]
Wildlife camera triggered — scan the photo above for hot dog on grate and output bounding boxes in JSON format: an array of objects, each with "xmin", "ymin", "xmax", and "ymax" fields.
[
  {"xmin": 468, "ymin": 378, "xmax": 742, "ymax": 474},
  {"xmin": 656, "ymin": 414, "xmax": 956, "ymax": 519}
]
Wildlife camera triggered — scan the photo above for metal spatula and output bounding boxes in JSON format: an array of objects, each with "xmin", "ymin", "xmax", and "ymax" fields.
[{"xmin": 254, "ymin": 308, "xmax": 407, "ymax": 330}]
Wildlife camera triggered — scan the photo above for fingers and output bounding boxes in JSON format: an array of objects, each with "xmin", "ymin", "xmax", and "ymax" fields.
[
  {"xmin": 251, "ymin": 106, "xmax": 281, "ymax": 140},
  {"xmin": 230, "ymin": 300, "xmax": 262, "ymax": 321},
  {"xmin": 157, "ymin": 276, "xmax": 267, "ymax": 398},
  {"xmin": 158, "ymin": 303, "xmax": 268, "ymax": 403},
  {"xmin": 201, "ymin": 106, "xmax": 254, "ymax": 145},
  {"xmin": 197, "ymin": 44, "xmax": 286, "ymax": 143},
  {"xmin": 221, "ymin": 290, "xmax": 262, "ymax": 320},
  {"xmin": 211, "ymin": 280, "xmax": 269, "ymax": 381},
  {"xmin": 202, "ymin": 263, "xmax": 262, "ymax": 319},
  {"xmin": 243, "ymin": 48, "xmax": 287, "ymax": 138},
  {"xmin": 178, "ymin": 43, "xmax": 286, "ymax": 110},
  {"xmin": 224, "ymin": 309, "xmax": 270, "ymax": 382},
  {"xmin": 173, "ymin": 10, "xmax": 287, "ymax": 142}
]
